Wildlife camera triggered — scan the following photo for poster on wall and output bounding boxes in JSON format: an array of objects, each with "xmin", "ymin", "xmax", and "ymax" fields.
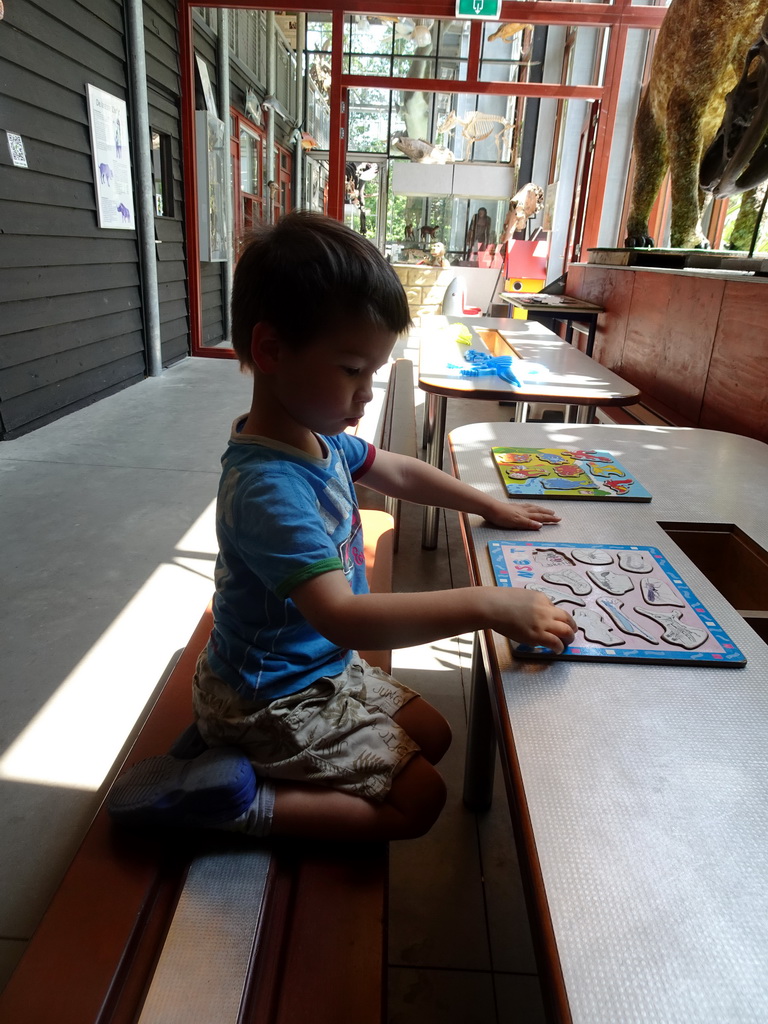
[
  {"xmin": 195, "ymin": 110, "xmax": 229, "ymax": 262},
  {"xmin": 86, "ymin": 84, "xmax": 135, "ymax": 230}
]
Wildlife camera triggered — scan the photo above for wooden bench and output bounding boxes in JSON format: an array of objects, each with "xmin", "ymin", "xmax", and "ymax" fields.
[
  {"xmin": 0, "ymin": 509, "xmax": 395, "ymax": 1024},
  {"xmin": 596, "ymin": 392, "xmax": 695, "ymax": 428}
]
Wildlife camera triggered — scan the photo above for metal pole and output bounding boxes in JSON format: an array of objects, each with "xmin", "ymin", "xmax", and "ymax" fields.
[
  {"xmin": 266, "ymin": 11, "xmax": 276, "ymax": 222},
  {"xmin": 217, "ymin": 9, "xmax": 233, "ymax": 340},
  {"xmin": 293, "ymin": 13, "xmax": 306, "ymax": 210},
  {"xmin": 124, "ymin": 0, "xmax": 162, "ymax": 376}
]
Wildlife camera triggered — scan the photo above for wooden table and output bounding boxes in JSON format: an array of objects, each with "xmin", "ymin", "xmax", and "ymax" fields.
[
  {"xmin": 496, "ymin": 293, "xmax": 604, "ymax": 356},
  {"xmin": 418, "ymin": 315, "xmax": 640, "ymax": 547},
  {"xmin": 450, "ymin": 420, "xmax": 768, "ymax": 1024}
]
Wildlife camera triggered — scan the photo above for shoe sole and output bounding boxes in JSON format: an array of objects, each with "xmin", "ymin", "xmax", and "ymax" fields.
[{"xmin": 108, "ymin": 748, "xmax": 256, "ymax": 828}]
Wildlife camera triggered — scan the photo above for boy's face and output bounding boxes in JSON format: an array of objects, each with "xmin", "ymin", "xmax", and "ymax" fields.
[{"xmin": 272, "ymin": 320, "xmax": 397, "ymax": 437}]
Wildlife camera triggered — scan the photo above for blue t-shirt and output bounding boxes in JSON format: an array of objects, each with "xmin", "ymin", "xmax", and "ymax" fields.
[{"xmin": 207, "ymin": 420, "xmax": 375, "ymax": 700}]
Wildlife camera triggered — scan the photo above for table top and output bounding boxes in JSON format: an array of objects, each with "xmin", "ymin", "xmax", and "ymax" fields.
[
  {"xmin": 417, "ymin": 315, "xmax": 639, "ymax": 407},
  {"xmin": 449, "ymin": 421, "xmax": 768, "ymax": 1024},
  {"xmin": 497, "ymin": 293, "xmax": 604, "ymax": 314}
]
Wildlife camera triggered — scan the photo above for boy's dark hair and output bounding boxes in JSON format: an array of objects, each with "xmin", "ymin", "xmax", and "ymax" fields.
[{"xmin": 231, "ymin": 211, "xmax": 412, "ymax": 367}]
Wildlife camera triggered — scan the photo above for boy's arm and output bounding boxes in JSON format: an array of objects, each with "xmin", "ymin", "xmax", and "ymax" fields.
[
  {"xmin": 291, "ymin": 570, "xmax": 576, "ymax": 655},
  {"xmin": 359, "ymin": 448, "xmax": 561, "ymax": 530}
]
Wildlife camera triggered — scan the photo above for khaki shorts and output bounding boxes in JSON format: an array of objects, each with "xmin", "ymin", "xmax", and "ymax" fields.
[{"xmin": 192, "ymin": 651, "xmax": 421, "ymax": 801}]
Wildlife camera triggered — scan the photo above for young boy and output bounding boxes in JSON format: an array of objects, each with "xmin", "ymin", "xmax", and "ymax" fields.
[{"xmin": 109, "ymin": 212, "xmax": 575, "ymax": 842}]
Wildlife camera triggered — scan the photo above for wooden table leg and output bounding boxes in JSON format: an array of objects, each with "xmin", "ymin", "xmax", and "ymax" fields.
[
  {"xmin": 463, "ymin": 633, "xmax": 497, "ymax": 810},
  {"xmin": 585, "ymin": 316, "xmax": 597, "ymax": 357},
  {"xmin": 421, "ymin": 393, "xmax": 447, "ymax": 549}
]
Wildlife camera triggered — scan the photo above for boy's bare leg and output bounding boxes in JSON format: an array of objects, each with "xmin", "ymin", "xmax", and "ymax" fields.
[
  {"xmin": 271, "ymin": 754, "xmax": 447, "ymax": 841},
  {"xmin": 391, "ymin": 695, "xmax": 452, "ymax": 765}
]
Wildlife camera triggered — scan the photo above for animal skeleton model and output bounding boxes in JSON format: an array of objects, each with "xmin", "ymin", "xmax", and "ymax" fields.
[
  {"xmin": 437, "ymin": 110, "xmax": 514, "ymax": 162},
  {"xmin": 625, "ymin": 0, "xmax": 764, "ymax": 249},
  {"xmin": 391, "ymin": 134, "xmax": 455, "ymax": 164}
]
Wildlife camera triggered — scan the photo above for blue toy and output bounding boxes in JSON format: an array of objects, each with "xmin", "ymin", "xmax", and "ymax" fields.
[{"xmin": 449, "ymin": 350, "xmax": 522, "ymax": 386}]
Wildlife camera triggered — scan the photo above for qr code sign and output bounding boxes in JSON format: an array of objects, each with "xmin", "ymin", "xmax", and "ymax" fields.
[{"xmin": 7, "ymin": 132, "xmax": 28, "ymax": 168}]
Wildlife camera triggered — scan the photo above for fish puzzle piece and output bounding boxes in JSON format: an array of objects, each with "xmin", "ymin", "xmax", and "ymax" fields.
[
  {"xmin": 536, "ymin": 451, "xmax": 568, "ymax": 465},
  {"xmin": 605, "ymin": 478, "xmax": 634, "ymax": 495},
  {"xmin": 497, "ymin": 452, "xmax": 532, "ymax": 464},
  {"xmin": 564, "ymin": 450, "xmax": 611, "ymax": 462},
  {"xmin": 507, "ymin": 465, "xmax": 549, "ymax": 479},
  {"xmin": 542, "ymin": 477, "xmax": 595, "ymax": 491},
  {"xmin": 525, "ymin": 582, "xmax": 586, "ymax": 606},
  {"xmin": 570, "ymin": 548, "xmax": 613, "ymax": 565},
  {"xmin": 596, "ymin": 597, "xmax": 659, "ymax": 643},
  {"xmin": 573, "ymin": 607, "xmax": 625, "ymax": 646},
  {"xmin": 542, "ymin": 568, "xmax": 592, "ymax": 595},
  {"xmin": 634, "ymin": 607, "xmax": 708, "ymax": 650},
  {"xmin": 617, "ymin": 550, "xmax": 653, "ymax": 573},
  {"xmin": 587, "ymin": 462, "xmax": 624, "ymax": 478},
  {"xmin": 641, "ymin": 577, "xmax": 685, "ymax": 607},
  {"xmin": 587, "ymin": 569, "xmax": 634, "ymax": 595},
  {"xmin": 533, "ymin": 547, "xmax": 574, "ymax": 567}
]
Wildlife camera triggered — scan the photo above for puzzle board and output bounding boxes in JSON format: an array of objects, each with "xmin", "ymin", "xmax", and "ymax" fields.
[
  {"xmin": 488, "ymin": 541, "xmax": 746, "ymax": 666},
  {"xmin": 491, "ymin": 447, "xmax": 652, "ymax": 501}
]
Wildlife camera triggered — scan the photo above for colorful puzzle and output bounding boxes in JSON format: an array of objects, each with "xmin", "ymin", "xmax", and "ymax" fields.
[
  {"xmin": 488, "ymin": 541, "xmax": 746, "ymax": 665},
  {"xmin": 491, "ymin": 447, "xmax": 652, "ymax": 501}
]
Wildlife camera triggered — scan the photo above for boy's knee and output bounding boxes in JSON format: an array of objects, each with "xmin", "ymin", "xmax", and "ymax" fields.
[
  {"xmin": 395, "ymin": 698, "xmax": 453, "ymax": 765},
  {"xmin": 429, "ymin": 716, "xmax": 452, "ymax": 765},
  {"xmin": 392, "ymin": 758, "xmax": 447, "ymax": 839},
  {"xmin": 412, "ymin": 767, "xmax": 447, "ymax": 837}
]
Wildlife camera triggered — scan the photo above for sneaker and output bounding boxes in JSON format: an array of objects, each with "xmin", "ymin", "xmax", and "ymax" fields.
[{"xmin": 107, "ymin": 748, "xmax": 257, "ymax": 828}]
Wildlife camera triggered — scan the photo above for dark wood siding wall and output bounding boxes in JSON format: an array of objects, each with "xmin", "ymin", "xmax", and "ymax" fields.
[
  {"xmin": 144, "ymin": 0, "xmax": 189, "ymax": 365},
  {"xmin": 0, "ymin": 0, "xmax": 146, "ymax": 439},
  {"xmin": 0, "ymin": 1, "xmax": 299, "ymax": 438}
]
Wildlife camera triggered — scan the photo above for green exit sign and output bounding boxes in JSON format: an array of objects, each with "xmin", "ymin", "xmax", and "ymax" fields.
[{"xmin": 455, "ymin": 0, "xmax": 502, "ymax": 18}]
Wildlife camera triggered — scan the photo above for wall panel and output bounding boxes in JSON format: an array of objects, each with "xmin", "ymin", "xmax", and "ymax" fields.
[{"xmin": 0, "ymin": 0, "xmax": 143, "ymax": 438}]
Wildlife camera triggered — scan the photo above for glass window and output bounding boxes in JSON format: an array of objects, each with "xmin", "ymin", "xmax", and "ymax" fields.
[
  {"xmin": 240, "ymin": 127, "xmax": 260, "ymax": 195},
  {"xmin": 342, "ymin": 16, "xmax": 469, "ymax": 82},
  {"xmin": 480, "ymin": 22, "xmax": 609, "ymax": 87},
  {"xmin": 150, "ymin": 129, "xmax": 174, "ymax": 217}
]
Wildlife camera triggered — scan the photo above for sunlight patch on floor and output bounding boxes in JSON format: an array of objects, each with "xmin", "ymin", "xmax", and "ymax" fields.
[{"xmin": 0, "ymin": 502, "xmax": 218, "ymax": 791}]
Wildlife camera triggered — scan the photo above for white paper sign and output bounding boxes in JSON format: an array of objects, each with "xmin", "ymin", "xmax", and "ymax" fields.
[
  {"xmin": 6, "ymin": 131, "xmax": 28, "ymax": 168},
  {"xmin": 86, "ymin": 84, "xmax": 135, "ymax": 230}
]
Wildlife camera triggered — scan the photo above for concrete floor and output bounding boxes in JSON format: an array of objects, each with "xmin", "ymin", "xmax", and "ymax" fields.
[{"xmin": 0, "ymin": 344, "xmax": 549, "ymax": 1022}]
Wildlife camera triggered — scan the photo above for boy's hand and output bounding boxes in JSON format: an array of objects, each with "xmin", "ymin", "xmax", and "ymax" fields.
[
  {"xmin": 490, "ymin": 588, "xmax": 576, "ymax": 654},
  {"xmin": 482, "ymin": 497, "xmax": 561, "ymax": 531}
]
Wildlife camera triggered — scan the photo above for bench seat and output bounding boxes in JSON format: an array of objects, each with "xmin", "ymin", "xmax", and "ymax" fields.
[
  {"xmin": 0, "ymin": 510, "xmax": 395, "ymax": 1024},
  {"xmin": 597, "ymin": 393, "xmax": 695, "ymax": 429}
]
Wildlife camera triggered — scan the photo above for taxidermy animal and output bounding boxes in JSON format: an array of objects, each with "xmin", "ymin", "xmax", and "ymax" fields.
[
  {"xmin": 500, "ymin": 182, "xmax": 545, "ymax": 244},
  {"xmin": 344, "ymin": 161, "xmax": 378, "ymax": 237},
  {"xmin": 392, "ymin": 134, "xmax": 456, "ymax": 164},
  {"xmin": 625, "ymin": 0, "xmax": 764, "ymax": 249},
  {"xmin": 420, "ymin": 224, "xmax": 439, "ymax": 243},
  {"xmin": 487, "ymin": 22, "xmax": 530, "ymax": 43},
  {"xmin": 437, "ymin": 110, "xmax": 514, "ymax": 162},
  {"xmin": 700, "ymin": 12, "xmax": 768, "ymax": 200},
  {"xmin": 423, "ymin": 241, "xmax": 450, "ymax": 268}
]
